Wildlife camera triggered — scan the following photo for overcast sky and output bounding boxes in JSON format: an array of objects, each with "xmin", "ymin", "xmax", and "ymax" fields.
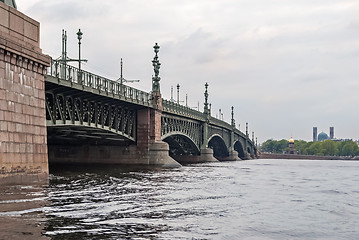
[{"xmin": 17, "ymin": 0, "xmax": 359, "ymax": 143}]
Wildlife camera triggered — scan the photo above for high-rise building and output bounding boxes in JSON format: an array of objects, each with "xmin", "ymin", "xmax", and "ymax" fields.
[
  {"xmin": 330, "ymin": 127, "xmax": 334, "ymax": 139},
  {"xmin": 313, "ymin": 127, "xmax": 318, "ymax": 142}
]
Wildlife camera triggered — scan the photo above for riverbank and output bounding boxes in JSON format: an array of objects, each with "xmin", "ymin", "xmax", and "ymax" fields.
[{"xmin": 258, "ymin": 153, "xmax": 358, "ymax": 160}]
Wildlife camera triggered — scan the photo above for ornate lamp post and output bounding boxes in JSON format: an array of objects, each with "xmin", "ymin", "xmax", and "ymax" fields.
[
  {"xmin": 231, "ymin": 106, "xmax": 235, "ymax": 127},
  {"xmin": 204, "ymin": 82, "xmax": 209, "ymax": 115},
  {"xmin": 152, "ymin": 43, "xmax": 161, "ymax": 93},
  {"xmin": 170, "ymin": 86, "xmax": 174, "ymax": 102},
  {"xmin": 77, "ymin": 29, "xmax": 83, "ymax": 71},
  {"xmin": 177, "ymin": 83, "xmax": 180, "ymax": 104}
]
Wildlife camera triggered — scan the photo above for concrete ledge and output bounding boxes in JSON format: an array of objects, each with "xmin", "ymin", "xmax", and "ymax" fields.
[{"xmin": 0, "ymin": 172, "xmax": 48, "ymax": 184}]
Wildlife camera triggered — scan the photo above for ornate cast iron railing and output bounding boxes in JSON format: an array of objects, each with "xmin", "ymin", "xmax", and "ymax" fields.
[
  {"xmin": 48, "ymin": 59, "xmax": 151, "ymax": 106},
  {"xmin": 162, "ymin": 99, "xmax": 206, "ymax": 121}
]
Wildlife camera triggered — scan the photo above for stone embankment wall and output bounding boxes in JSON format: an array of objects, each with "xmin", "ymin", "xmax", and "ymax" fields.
[
  {"xmin": 0, "ymin": 2, "xmax": 50, "ymax": 182},
  {"xmin": 259, "ymin": 153, "xmax": 354, "ymax": 160}
]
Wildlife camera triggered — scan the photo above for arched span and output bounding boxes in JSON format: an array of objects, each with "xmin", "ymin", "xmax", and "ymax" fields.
[
  {"xmin": 208, "ymin": 134, "xmax": 229, "ymax": 160},
  {"xmin": 162, "ymin": 132, "xmax": 200, "ymax": 156},
  {"xmin": 45, "ymin": 92, "xmax": 136, "ymax": 142},
  {"xmin": 47, "ymin": 125, "xmax": 135, "ymax": 146},
  {"xmin": 234, "ymin": 141, "xmax": 245, "ymax": 159}
]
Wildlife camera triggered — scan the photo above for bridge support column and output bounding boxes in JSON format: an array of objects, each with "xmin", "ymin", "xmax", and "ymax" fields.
[
  {"xmin": 138, "ymin": 105, "xmax": 181, "ymax": 167},
  {"xmin": 0, "ymin": 3, "xmax": 51, "ymax": 183},
  {"xmin": 223, "ymin": 150, "xmax": 242, "ymax": 161},
  {"xmin": 223, "ymin": 130, "xmax": 242, "ymax": 161},
  {"xmin": 199, "ymin": 148, "xmax": 218, "ymax": 162},
  {"xmin": 198, "ymin": 121, "xmax": 218, "ymax": 163}
]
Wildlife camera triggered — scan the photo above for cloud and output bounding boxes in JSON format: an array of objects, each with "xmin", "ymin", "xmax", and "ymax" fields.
[
  {"xmin": 15, "ymin": 0, "xmax": 359, "ymax": 142},
  {"xmin": 27, "ymin": 0, "xmax": 110, "ymax": 23}
]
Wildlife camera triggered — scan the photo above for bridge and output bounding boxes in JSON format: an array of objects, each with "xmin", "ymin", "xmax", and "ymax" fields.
[
  {"xmin": 45, "ymin": 49, "xmax": 257, "ymax": 167},
  {"xmin": 0, "ymin": 1, "xmax": 257, "ymax": 182}
]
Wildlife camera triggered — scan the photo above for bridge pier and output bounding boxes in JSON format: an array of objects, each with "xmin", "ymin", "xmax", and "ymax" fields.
[
  {"xmin": 0, "ymin": 3, "xmax": 50, "ymax": 183},
  {"xmin": 222, "ymin": 150, "xmax": 242, "ymax": 161},
  {"xmin": 138, "ymin": 106, "xmax": 181, "ymax": 167},
  {"xmin": 170, "ymin": 148, "xmax": 218, "ymax": 165}
]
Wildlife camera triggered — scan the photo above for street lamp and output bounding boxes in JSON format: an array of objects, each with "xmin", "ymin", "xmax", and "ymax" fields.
[
  {"xmin": 177, "ymin": 83, "xmax": 180, "ymax": 104},
  {"xmin": 77, "ymin": 29, "xmax": 83, "ymax": 71},
  {"xmin": 152, "ymin": 43, "xmax": 161, "ymax": 93}
]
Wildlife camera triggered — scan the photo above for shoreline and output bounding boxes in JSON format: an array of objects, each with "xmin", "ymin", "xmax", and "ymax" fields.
[{"xmin": 258, "ymin": 153, "xmax": 359, "ymax": 161}]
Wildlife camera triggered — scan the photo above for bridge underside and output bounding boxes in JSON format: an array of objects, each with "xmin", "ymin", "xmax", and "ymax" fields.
[{"xmin": 47, "ymin": 126, "xmax": 133, "ymax": 146}]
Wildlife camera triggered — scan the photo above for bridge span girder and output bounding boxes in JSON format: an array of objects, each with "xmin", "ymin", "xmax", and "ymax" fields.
[{"xmin": 45, "ymin": 83, "xmax": 137, "ymax": 143}]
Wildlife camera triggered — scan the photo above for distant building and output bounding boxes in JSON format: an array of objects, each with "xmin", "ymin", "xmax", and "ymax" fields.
[
  {"xmin": 330, "ymin": 127, "xmax": 334, "ymax": 139},
  {"xmin": 313, "ymin": 127, "xmax": 318, "ymax": 142},
  {"xmin": 313, "ymin": 127, "xmax": 335, "ymax": 142},
  {"xmin": 288, "ymin": 137, "xmax": 296, "ymax": 154},
  {"xmin": 318, "ymin": 132, "xmax": 329, "ymax": 141}
]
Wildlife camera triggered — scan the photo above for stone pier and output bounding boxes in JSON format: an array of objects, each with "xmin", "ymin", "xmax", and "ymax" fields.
[{"xmin": 0, "ymin": 2, "xmax": 50, "ymax": 183}]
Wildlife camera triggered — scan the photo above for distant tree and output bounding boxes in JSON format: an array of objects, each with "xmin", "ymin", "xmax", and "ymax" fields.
[
  {"xmin": 261, "ymin": 138, "xmax": 359, "ymax": 156},
  {"xmin": 339, "ymin": 141, "xmax": 359, "ymax": 156},
  {"xmin": 305, "ymin": 141, "xmax": 323, "ymax": 155},
  {"xmin": 321, "ymin": 140, "xmax": 338, "ymax": 156},
  {"xmin": 275, "ymin": 139, "xmax": 289, "ymax": 153},
  {"xmin": 261, "ymin": 139, "xmax": 276, "ymax": 153},
  {"xmin": 294, "ymin": 140, "xmax": 308, "ymax": 154}
]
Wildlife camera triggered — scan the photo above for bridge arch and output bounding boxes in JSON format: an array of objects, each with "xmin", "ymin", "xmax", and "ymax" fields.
[
  {"xmin": 45, "ymin": 92, "xmax": 136, "ymax": 142},
  {"xmin": 162, "ymin": 132, "xmax": 200, "ymax": 157},
  {"xmin": 208, "ymin": 134, "xmax": 229, "ymax": 160},
  {"xmin": 234, "ymin": 140, "xmax": 245, "ymax": 159}
]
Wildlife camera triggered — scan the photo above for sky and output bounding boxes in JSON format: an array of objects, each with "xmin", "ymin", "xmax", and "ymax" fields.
[{"xmin": 16, "ymin": 0, "xmax": 359, "ymax": 143}]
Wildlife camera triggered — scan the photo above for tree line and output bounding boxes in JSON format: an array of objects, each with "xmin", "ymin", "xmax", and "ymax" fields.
[{"xmin": 260, "ymin": 139, "xmax": 359, "ymax": 157}]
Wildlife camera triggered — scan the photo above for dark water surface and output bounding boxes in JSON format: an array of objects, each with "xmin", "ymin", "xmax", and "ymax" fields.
[{"xmin": 1, "ymin": 159, "xmax": 359, "ymax": 239}]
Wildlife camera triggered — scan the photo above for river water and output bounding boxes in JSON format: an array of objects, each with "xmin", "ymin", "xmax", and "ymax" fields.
[{"xmin": 1, "ymin": 159, "xmax": 359, "ymax": 240}]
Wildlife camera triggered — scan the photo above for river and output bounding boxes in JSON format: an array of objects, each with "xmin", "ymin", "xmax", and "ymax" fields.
[{"xmin": 1, "ymin": 159, "xmax": 358, "ymax": 239}]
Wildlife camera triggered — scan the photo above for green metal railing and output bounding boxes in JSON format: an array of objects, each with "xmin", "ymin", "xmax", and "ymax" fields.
[
  {"xmin": 48, "ymin": 59, "xmax": 151, "ymax": 105},
  {"xmin": 162, "ymin": 99, "xmax": 206, "ymax": 121}
]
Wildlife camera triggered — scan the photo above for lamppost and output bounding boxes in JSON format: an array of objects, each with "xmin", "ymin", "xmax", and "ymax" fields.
[
  {"xmin": 152, "ymin": 43, "xmax": 161, "ymax": 93},
  {"xmin": 170, "ymin": 86, "xmax": 174, "ymax": 102},
  {"xmin": 231, "ymin": 106, "xmax": 235, "ymax": 127},
  {"xmin": 77, "ymin": 29, "xmax": 83, "ymax": 71},
  {"xmin": 177, "ymin": 84, "xmax": 180, "ymax": 104},
  {"xmin": 204, "ymin": 82, "xmax": 209, "ymax": 115}
]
